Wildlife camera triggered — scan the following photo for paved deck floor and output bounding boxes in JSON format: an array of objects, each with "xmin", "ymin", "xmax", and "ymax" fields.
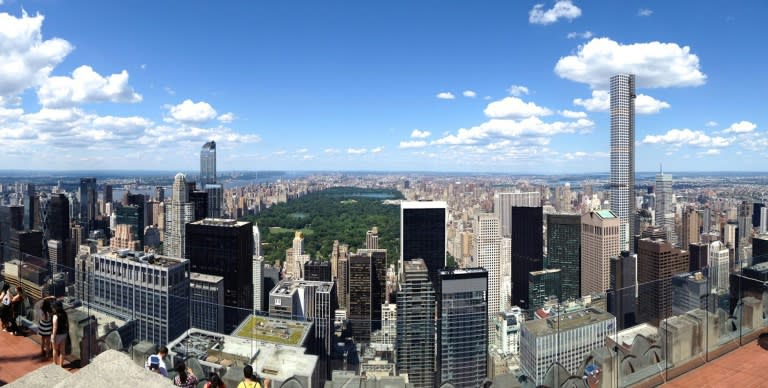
[
  {"xmin": 0, "ymin": 329, "xmax": 77, "ymax": 385},
  {"xmin": 663, "ymin": 341, "xmax": 768, "ymax": 388}
]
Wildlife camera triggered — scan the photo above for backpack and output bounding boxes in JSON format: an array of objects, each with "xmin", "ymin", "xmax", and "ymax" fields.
[
  {"xmin": 148, "ymin": 355, "xmax": 160, "ymax": 372},
  {"xmin": 238, "ymin": 380, "xmax": 261, "ymax": 388}
]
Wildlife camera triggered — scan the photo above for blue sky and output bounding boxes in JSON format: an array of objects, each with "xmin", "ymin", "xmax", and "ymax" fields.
[{"xmin": 0, "ymin": 0, "xmax": 765, "ymax": 172}]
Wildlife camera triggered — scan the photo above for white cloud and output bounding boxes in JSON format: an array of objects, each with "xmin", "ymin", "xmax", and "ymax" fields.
[
  {"xmin": 723, "ymin": 120, "xmax": 757, "ymax": 133},
  {"xmin": 411, "ymin": 129, "xmax": 431, "ymax": 138},
  {"xmin": 573, "ymin": 89, "xmax": 670, "ymax": 114},
  {"xmin": 559, "ymin": 110, "xmax": 587, "ymax": 119},
  {"xmin": 642, "ymin": 128, "xmax": 732, "ymax": 148},
  {"xmin": 37, "ymin": 65, "xmax": 142, "ymax": 107},
  {"xmin": 436, "ymin": 92, "xmax": 455, "ymax": 100},
  {"xmin": 140, "ymin": 64, "xmax": 147, "ymax": 70},
  {"xmin": 371, "ymin": 146, "xmax": 383, "ymax": 154},
  {"xmin": 507, "ymin": 85, "xmax": 529, "ymax": 96},
  {"xmin": 555, "ymin": 38, "xmax": 706, "ymax": 89},
  {"xmin": 433, "ymin": 116, "xmax": 593, "ymax": 146},
  {"xmin": 296, "ymin": 148, "xmax": 308, "ymax": 153},
  {"xmin": 217, "ymin": 112, "xmax": 235, "ymax": 123},
  {"xmin": 638, "ymin": 8, "xmax": 653, "ymax": 16},
  {"xmin": 399, "ymin": 140, "xmax": 429, "ymax": 149},
  {"xmin": 705, "ymin": 121, "xmax": 718, "ymax": 127},
  {"xmin": 168, "ymin": 99, "xmax": 217, "ymax": 124},
  {"xmin": 698, "ymin": 149, "xmax": 720, "ymax": 156},
  {"xmin": 164, "ymin": 87, "xmax": 176, "ymax": 96},
  {"xmin": 0, "ymin": 11, "xmax": 73, "ymax": 99},
  {"xmin": 567, "ymin": 31, "xmax": 594, "ymax": 39},
  {"xmin": 462, "ymin": 90, "xmax": 477, "ymax": 98},
  {"xmin": 347, "ymin": 147, "xmax": 367, "ymax": 155},
  {"xmin": 484, "ymin": 97, "xmax": 552, "ymax": 119},
  {"xmin": 529, "ymin": 1, "xmax": 582, "ymax": 25},
  {"xmin": 324, "ymin": 148, "xmax": 340, "ymax": 154}
]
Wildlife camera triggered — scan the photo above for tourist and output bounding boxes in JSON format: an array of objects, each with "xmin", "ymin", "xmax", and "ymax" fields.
[
  {"xmin": 145, "ymin": 345, "xmax": 169, "ymax": 376},
  {"xmin": 51, "ymin": 300, "xmax": 69, "ymax": 366},
  {"xmin": 204, "ymin": 372, "xmax": 226, "ymax": 388},
  {"xmin": 37, "ymin": 296, "xmax": 55, "ymax": 358},
  {"xmin": 0, "ymin": 284, "xmax": 11, "ymax": 331},
  {"xmin": 238, "ymin": 365, "xmax": 269, "ymax": 388},
  {"xmin": 9, "ymin": 286, "xmax": 25, "ymax": 335},
  {"xmin": 173, "ymin": 361, "xmax": 199, "ymax": 388}
]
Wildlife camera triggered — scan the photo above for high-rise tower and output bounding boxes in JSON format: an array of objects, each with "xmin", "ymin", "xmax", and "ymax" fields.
[
  {"xmin": 400, "ymin": 201, "xmax": 446, "ymax": 288},
  {"xmin": 655, "ymin": 169, "xmax": 676, "ymax": 246},
  {"xmin": 472, "ymin": 213, "xmax": 501, "ymax": 343},
  {"xmin": 610, "ymin": 74, "xmax": 636, "ymax": 252},
  {"xmin": 200, "ymin": 140, "xmax": 217, "ymax": 187},
  {"xmin": 164, "ymin": 173, "xmax": 194, "ymax": 258}
]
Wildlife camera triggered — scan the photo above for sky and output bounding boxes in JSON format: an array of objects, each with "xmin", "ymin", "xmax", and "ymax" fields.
[{"xmin": 0, "ymin": 0, "xmax": 766, "ymax": 173}]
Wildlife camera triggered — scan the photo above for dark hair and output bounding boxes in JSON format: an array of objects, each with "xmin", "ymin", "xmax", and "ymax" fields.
[
  {"xmin": 175, "ymin": 361, "xmax": 188, "ymax": 383},
  {"xmin": 1, "ymin": 284, "xmax": 9, "ymax": 292},
  {"xmin": 158, "ymin": 345, "xmax": 168, "ymax": 355},
  {"xmin": 53, "ymin": 300, "xmax": 65, "ymax": 314},
  {"xmin": 208, "ymin": 373, "xmax": 223, "ymax": 388},
  {"xmin": 243, "ymin": 364, "xmax": 254, "ymax": 379},
  {"xmin": 42, "ymin": 299, "xmax": 53, "ymax": 314}
]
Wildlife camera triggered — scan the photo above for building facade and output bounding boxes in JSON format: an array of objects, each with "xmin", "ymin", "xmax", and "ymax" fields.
[
  {"xmin": 164, "ymin": 173, "xmax": 194, "ymax": 258},
  {"xmin": 511, "ymin": 202, "xmax": 544, "ymax": 309},
  {"xmin": 472, "ymin": 213, "xmax": 501, "ymax": 343},
  {"xmin": 610, "ymin": 74, "xmax": 636, "ymax": 252},
  {"xmin": 400, "ymin": 201, "xmax": 446, "ymax": 289},
  {"xmin": 200, "ymin": 140, "xmax": 217, "ymax": 187},
  {"xmin": 190, "ymin": 272, "xmax": 224, "ymax": 333},
  {"xmin": 396, "ymin": 259, "xmax": 436, "ymax": 388},
  {"xmin": 546, "ymin": 213, "xmax": 581, "ymax": 300},
  {"xmin": 581, "ymin": 210, "xmax": 621, "ymax": 295},
  {"xmin": 637, "ymin": 238, "xmax": 689, "ymax": 325}
]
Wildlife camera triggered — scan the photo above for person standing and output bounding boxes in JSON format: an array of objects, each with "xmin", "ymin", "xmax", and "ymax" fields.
[
  {"xmin": 237, "ymin": 365, "xmax": 269, "ymax": 388},
  {"xmin": 145, "ymin": 345, "xmax": 169, "ymax": 377},
  {"xmin": 37, "ymin": 296, "xmax": 55, "ymax": 358},
  {"xmin": 9, "ymin": 286, "xmax": 25, "ymax": 335},
  {"xmin": 173, "ymin": 361, "xmax": 199, "ymax": 388},
  {"xmin": 51, "ymin": 300, "xmax": 69, "ymax": 367},
  {"xmin": 0, "ymin": 284, "xmax": 11, "ymax": 331}
]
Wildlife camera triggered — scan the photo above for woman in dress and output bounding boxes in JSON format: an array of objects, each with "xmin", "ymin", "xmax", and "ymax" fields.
[
  {"xmin": 51, "ymin": 300, "xmax": 69, "ymax": 366},
  {"xmin": 37, "ymin": 296, "xmax": 55, "ymax": 358}
]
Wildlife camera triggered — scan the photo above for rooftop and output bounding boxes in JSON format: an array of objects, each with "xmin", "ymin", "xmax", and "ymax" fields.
[
  {"xmin": 96, "ymin": 249, "xmax": 187, "ymax": 268},
  {"xmin": 193, "ymin": 218, "xmax": 249, "ymax": 227},
  {"xmin": 524, "ymin": 307, "xmax": 614, "ymax": 336},
  {"xmin": 190, "ymin": 272, "xmax": 224, "ymax": 284},
  {"xmin": 232, "ymin": 314, "xmax": 313, "ymax": 346},
  {"xmin": 400, "ymin": 200, "xmax": 447, "ymax": 209},
  {"xmin": 595, "ymin": 209, "xmax": 617, "ymax": 219},
  {"xmin": 271, "ymin": 279, "xmax": 335, "ymax": 295},
  {"xmin": 663, "ymin": 340, "xmax": 768, "ymax": 387}
]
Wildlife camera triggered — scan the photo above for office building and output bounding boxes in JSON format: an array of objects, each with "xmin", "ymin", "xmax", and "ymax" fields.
[
  {"xmin": 752, "ymin": 234, "xmax": 768, "ymax": 265},
  {"xmin": 110, "ymin": 224, "xmax": 140, "ymax": 251},
  {"xmin": 494, "ymin": 307, "xmax": 524, "ymax": 356},
  {"xmin": 79, "ymin": 178, "xmax": 97, "ymax": 229},
  {"xmin": 528, "ymin": 268, "xmax": 562, "ymax": 310},
  {"xmin": 253, "ymin": 255, "xmax": 264, "ymax": 312},
  {"xmin": 190, "ymin": 272, "xmax": 224, "ymax": 333},
  {"xmin": 39, "ymin": 193, "xmax": 71, "ymax": 266},
  {"xmin": 396, "ymin": 259, "xmax": 436, "ymax": 388},
  {"xmin": 472, "ymin": 213, "xmax": 501, "ymax": 341},
  {"xmin": 155, "ymin": 186, "xmax": 165, "ymax": 203},
  {"xmin": 608, "ymin": 251, "xmax": 637, "ymax": 330},
  {"xmin": 581, "ymin": 210, "xmax": 620, "ymax": 295},
  {"xmin": 188, "ymin": 190, "xmax": 208, "ymax": 221},
  {"xmin": 164, "ymin": 173, "xmax": 194, "ymax": 258},
  {"xmin": 337, "ymin": 256, "xmax": 349, "ymax": 309},
  {"xmin": 200, "ymin": 140, "xmax": 217, "ymax": 186},
  {"xmin": 494, "ymin": 191, "xmax": 540, "ymax": 237},
  {"xmin": 671, "ymin": 271, "xmax": 709, "ymax": 315},
  {"xmin": 204, "ymin": 184, "xmax": 223, "ymax": 218},
  {"xmin": 520, "ymin": 307, "xmax": 616, "ymax": 386},
  {"xmin": 546, "ymin": 213, "xmax": 581, "ymax": 300},
  {"xmin": 103, "ymin": 184, "xmax": 113, "ymax": 205},
  {"xmin": 365, "ymin": 226, "xmax": 379, "ymax": 249},
  {"xmin": 637, "ymin": 238, "xmax": 689, "ymax": 325},
  {"xmin": 347, "ymin": 249, "xmax": 386, "ymax": 342},
  {"xmin": 655, "ymin": 171, "xmax": 677, "ymax": 246},
  {"xmin": 304, "ymin": 260, "xmax": 332, "ymax": 282},
  {"xmin": 115, "ymin": 203, "xmax": 144, "ymax": 250},
  {"xmin": 510, "ymin": 198, "xmax": 544, "ymax": 309},
  {"xmin": 688, "ymin": 242, "xmax": 709, "ymax": 272},
  {"xmin": 77, "ymin": 249, "xmax": 190, "ymax": 345},
  {"xmin": 681, "ymin": 206, "xmax": 700, "ymax": 249},
  {"xmin": 709, "ymin": 240, "xmax": 730, "ymax": 292},
  {"xmin": 400, "ymin": 201, "xmax": 446, "ymax": 288},
  {"xmin": 437, "ymin": 268, "xmax": 488, "ymax": 387},
  {"xmin": 610, "ymin": 74, "xmax": 637, "ymax": 252},
  {"xmin": 186, "ymin": 218, "xmax": 254, "ymax": 332},
  {"xmin": 22, "ymin": 184, "xmax": 39, "ymax": 231}
]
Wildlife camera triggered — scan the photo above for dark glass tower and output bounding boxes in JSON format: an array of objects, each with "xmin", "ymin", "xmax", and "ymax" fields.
[
  {"xmin": 396, "ymin": 259, "xmax": 436, "ymax": 388},
  {"xmin": 347, "ymin": 249, "xmax": 386, "ymax": 342},
  {"xmin": 609, "ymin": 251, "xmax": 638, "ymax": 330},
  {"xmin": 437, "ymin": 268, "xmax": 488, "ymax": 387},
  {"xmin": 185, "ymin": 218, "xmax": 254, "ymax": 332},
  {"xmin": 79, "ymin": 177, "xmax": 97, "ymax": 230},
  {"xmin": 511, "ymin": 205, "xmax": 543, "ymax": 309},
  {"xmin": 200, "ymin": 140, "xmax": 217, "ymax": 187},
  {"xmin": 400, "ymin": 201, "xmax": 446, "ymax": 288},
  {"xmin": 546, "ymin": 213, "xmax": 581, "ymax": 300},
  {"xmin": 304, "ymin": 260, "xmax": 332, "ymax": 282}
]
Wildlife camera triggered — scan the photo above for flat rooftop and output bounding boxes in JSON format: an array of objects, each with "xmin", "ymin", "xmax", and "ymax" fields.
[
  {"xmin": 96, "ymin": 249, "xmax": 187, "ymax": 268},
  {"xmin": 232, "ymin": 315, "xmax": 312, "ymax": 346},
  {"xmin": 192, "ymin": 218, "xmax": 250, "ymax": 227},
  {"xmin": 663, "ymin": 340, "xmax": 768, "ymax": 387},
  {"xmin": 270, "ymin": 279, "xmax": 335, "ymax": 295},
  {"xmin": 190, "ymin": 272, "xmax": 224, "ymax": 283},
  {"xmin": 524, "ymin": 307, "xmax": 614, "ymax": 336}
]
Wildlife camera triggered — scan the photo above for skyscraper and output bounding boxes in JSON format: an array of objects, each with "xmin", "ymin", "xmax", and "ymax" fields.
[
  {"xmin": 637, "ymin": 237, "xmax": 689, "ymax": 325},
  {"xmin": 528, "ymin": 268, "xmax": 562, "ymax": 309},
  {"xmin": 365, "ymin": 226, "xmax": 379, "ymax": 249},
  {"xmin": 581, "ymin": 210, "xmax": 621, "ymax": 295},
  {"xmin": 510, "ymin": 198, "xmax": 543, "ymax": 309},
  {"xmin": 610, "ymin": 74, "xmax": 636, "ymax": 252},
  {"xmin": 79, "ymin": 177, "xmax": 97, "ymax": 230},
  {"xmin": 655, "ymin": 170, "xmax": 677, "ymax": 245},
  {"xmin": 709, "ymin": 240, "xmax": 730, "ymax": 292},
  {"xmin": 200, "ymin": 140, "xmax": 217, "ymax": 187},
  {"xmin": 546, "ymin": 213, "xmax": 581, "ymax": 300},
  {"xmin": 185, "ymin": 218, "xmax": 254, "ymax": 332},
  {"xmin": 681, "ymin": 206, "xmax": 701, "ymax": 249},
  {"xmin": 348, "ymin": 249, "xmax": 387, "ymax": 342},
  {"xmin": 400, "ymin": 201, "xmax": 446, "ymax": 288},
  {"xmin": 163, "ymin": 173, "xmax": 194, "ymax": 258},
  {"xmin": 396, "ymin": 259, "xmax": 436, "ymax": 388},
  {"xmin": 472, "ymin": 213, "xmax": 501, "ymax": 341},
  {"xmin": 494, "ymin": 191, "xmax": 540, "ymax": 237},
  {"xmin": 609, "ymin": 251, "xmax": 638, "ymax": 330},
  {"xmin": 437, "ymin": 268, "xmax": 488, "ymax": 387}
]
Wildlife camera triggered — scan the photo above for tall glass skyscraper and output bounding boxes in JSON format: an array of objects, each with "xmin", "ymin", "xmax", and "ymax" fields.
[
  {"xmin": 437, "ymin": 268, "xmax": 488, "ymax": 387},
  {"xmin": 546, "ymin": 213, "xmax": 581, "ymax": 301},
  {"xmin": 610, "ymin": 74, "xmax": 636, "ymax": 252},
  {"xmin": 78, "ymin": 177, "xmax": 97, "ymax": 229},
  {"xmin": 396, "ymin": 259, "xmax": 435, "ymax": 388},
  {"xmin": 200, "ymin": 140, "xmax": 217, "ymax": 186},
  {"xmin": 400, "ymin": 201, "xmax": 446, "ymax": 288},
  {"xmin": 655, "ymin": 170, "xmax": 676, "ymax": 245},
  {"xmin": 164, "ymin": 173, "xmax": 194, "ymax": 258}
]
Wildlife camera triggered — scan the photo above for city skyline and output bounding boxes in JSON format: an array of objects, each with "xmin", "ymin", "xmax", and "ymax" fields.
[{"xmin": 0, "ymin": 1, "xmax": 765, "ymax": 173}]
